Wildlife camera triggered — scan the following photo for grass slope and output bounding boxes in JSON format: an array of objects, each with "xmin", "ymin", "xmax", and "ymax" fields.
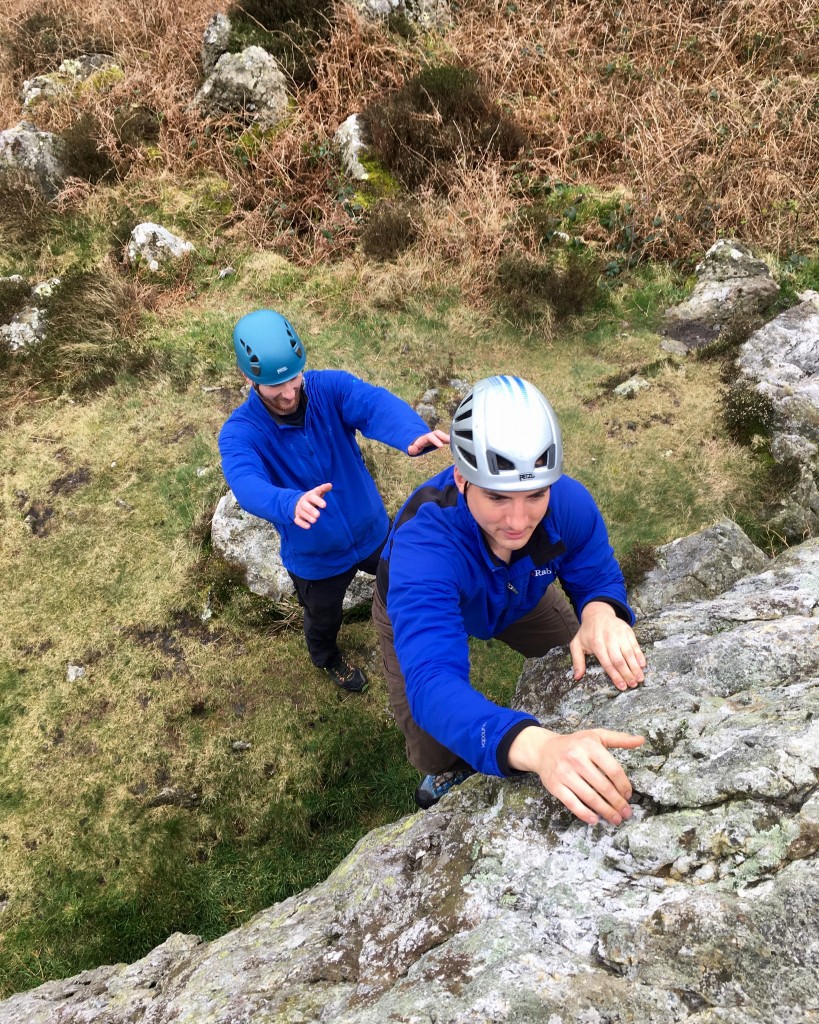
[{"xmin": 0, "ymin": 256, "xmax": 765, "ymax": 994}]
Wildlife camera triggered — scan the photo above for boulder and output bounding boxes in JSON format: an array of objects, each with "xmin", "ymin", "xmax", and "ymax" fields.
[
  {"xmin": 125, "ymin": 223, "xmax": 195, "ymax": 272},
  {"xmin": 662, "ymin": 239, "xmax": 779, "ymax": 353},
  {"xmin": 733, "ymin": 294, "xmax": 819, "ymax": 540},
  {"xmin": 194, "ymin": 47, "xmax": 289, "ymax": 126},
  {"xmin": 629, "ymin": 517, "xmax": 769, "ymax": 616},
  {"xmin": 347, "ymin": 0, "xmax": 451, "ymax": 29},
  {"xmin": 414, "ymin": 378, "xmax": 470, "ymax": 430},
  {"xmin": 210, "ymin": 491, "xmax": 373, "ymax": 610},
  {"xmin": 736, "ymin": 295, "xmax": 819, "ymax": 444},
  {"xmin": 334, "ymin": 113, "xmax": 370, "ymax": 181},
  {"xmin": 0, "ymin": 121, "xmax": 67, "ymax": 199},
  {"xmin": 21, "ymin": 54, "xmax": 121, "ymax": 109},
  {"xmin": 0, "ymin": 305, "xmax": 44, "ymax": 353},
  {"xmin": 201, "ymin": 13, "xmax": 232, "ymax": 77},
  {"xmin": 2, "ymin": 527, "xmax": 817, "ymax": 1023},
  {"xmin": 0, "ymin": 276, "xmax": 61, "ymax": 353}
]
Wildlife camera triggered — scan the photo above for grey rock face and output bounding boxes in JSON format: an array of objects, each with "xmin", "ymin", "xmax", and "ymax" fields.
[
  {"xmin": 662, "ymin": 239, "xmax": 779, "ymax": 352},
  {"xmin": 630, "ymin": 518, "xmax": 769, "ymax": 615},
  {"xmin": 195, "ymin": 46, "xmax": 289, "ymax": 126},
  {"xmin": 737, "ymin": 295, "xmax": 819, "ymax": 443},
  {"xmin": 734, "ymin": 295, "xmax": 819, "ymax": 540},
  {"xmin": 201, "ymin": 13, "xmax": 232, "ymax": 77},
  {"xmin": 21, "ymin": 54, "xmax": 120, "ymax": 108},
  {"xmin": 125, "ymin": 222, "xmax": 195, "ymax": 271},
  {"xmin": 2, "ymin": 529, "xmax": 817, "ymax": 1023},
  {"xmin": 0, "ymin": 121, "xmax": 67, "ymax": 199},
  {"xmin": 211, "ymin": 491, "xmax": 373, "ymax": 610}
]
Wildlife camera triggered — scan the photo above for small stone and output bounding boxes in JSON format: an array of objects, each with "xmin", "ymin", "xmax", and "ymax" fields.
[
  {"xmin": 670, "ymin": 855, "xmax": 693, "ymax": 878},
  {"xmin": 232, "ymin": 740, "xmax": 251, "ymax": 752},
  {"xmin": 614, "ymin": 375, "xmax": 651, "ymax": 398},
  {"xmin": 67, "ymin": 664, "xmax": 85, "ymax": 682}
]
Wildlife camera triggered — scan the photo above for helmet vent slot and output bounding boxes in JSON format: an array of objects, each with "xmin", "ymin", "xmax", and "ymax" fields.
[
  {"xmin": 456, "ymin": 445, "xmax": 477, "ymax": 470},
  {"xmin": 536, "ymin": 445, "xmax": 555, "ymax": 469}
]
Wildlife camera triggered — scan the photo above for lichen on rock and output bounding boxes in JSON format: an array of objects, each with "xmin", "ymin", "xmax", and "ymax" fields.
[{"xmin": 1, "ymin": 530, "xmax": 817, "ymax": 1023}]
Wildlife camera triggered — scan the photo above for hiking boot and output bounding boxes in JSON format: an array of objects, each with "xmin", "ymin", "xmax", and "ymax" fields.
[
  {"xmin": 414, "ymin": 768, "xmax": 475, "ymax": 809},
  {"xmin": 324, "ymin": 653, "xmax": 368, "ymax": 693}
]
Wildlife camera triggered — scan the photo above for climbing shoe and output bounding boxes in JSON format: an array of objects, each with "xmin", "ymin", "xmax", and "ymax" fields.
[
  {"xmin": 324, "ymin": 654, "xmax": 368, "ymax": 693},
  {"xmin": 414, "ymin": 768, "xmax": 476, "ymax": 809}
]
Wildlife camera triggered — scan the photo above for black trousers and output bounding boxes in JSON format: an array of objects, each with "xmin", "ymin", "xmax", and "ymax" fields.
[{"xmin": 287, "ymin": 537, "xmax": 386, "ymax": 668}]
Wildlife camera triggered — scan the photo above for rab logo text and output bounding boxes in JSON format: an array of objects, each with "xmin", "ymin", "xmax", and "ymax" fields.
[{"xmin": 532, "ymin": 568, "xmax": 553, "ymax": 578}]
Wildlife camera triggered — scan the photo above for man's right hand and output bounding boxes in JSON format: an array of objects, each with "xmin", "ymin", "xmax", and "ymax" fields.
[
  {"xmin": 507, "ymin": 725, "xmax": 645, "ymax": 826},
  {"xmin": 294, "ymin": 482, "xmax": 333, "ymax": 529}
]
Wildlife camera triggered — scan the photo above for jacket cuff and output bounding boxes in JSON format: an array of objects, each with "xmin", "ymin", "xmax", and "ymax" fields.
[
  {"xmin": 584, "ymin": 597, "xmax": 634, "ymax": 625},
  {"xmin": 496, "ymin": 718, "xmax": 540, "ymax": 777}
]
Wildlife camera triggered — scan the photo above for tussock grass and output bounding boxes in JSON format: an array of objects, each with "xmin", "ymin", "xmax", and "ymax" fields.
[
  {"xmin": 361, "ymin": 64, "xmax": 526, "ymax": 191},
  {"xmin": 0, "ymin": 266, "xmax": 151, "ymax": 396},
  {"xmin": 3, "ymin": 0, "xmax": 814, "ymax": 291}
]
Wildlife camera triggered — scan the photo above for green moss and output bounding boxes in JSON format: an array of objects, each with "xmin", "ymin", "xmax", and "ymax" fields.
[
  {"xmin": 79, "ymin": 64, "xmax": 125, "ymax": 93},
  {"xmin": 233, "ymin": 122, "xmax": 289, "ymax": 167}
]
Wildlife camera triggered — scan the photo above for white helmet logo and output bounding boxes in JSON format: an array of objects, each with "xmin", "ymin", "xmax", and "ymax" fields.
[{"xmin": 276, "ymin": 365, "xmax": 288, "ymax": 374}]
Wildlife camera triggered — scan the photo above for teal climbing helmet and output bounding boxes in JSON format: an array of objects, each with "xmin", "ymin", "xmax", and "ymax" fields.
[{"xmin": 232, "ymin": 309, "xmax": 306, "ymax": 385}]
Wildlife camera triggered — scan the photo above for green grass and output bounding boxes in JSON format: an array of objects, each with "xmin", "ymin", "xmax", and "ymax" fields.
[{"xmin": 0, "ymin": 243, "xmax": 773, "ymax": 997}]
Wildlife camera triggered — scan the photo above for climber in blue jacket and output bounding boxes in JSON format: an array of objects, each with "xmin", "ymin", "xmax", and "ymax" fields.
[
  {"xmin": 219, "ymin": 309, "xmax": 448, "ymax": 692},
  {"xmin": 373, "ymin": 375, "xmax": 647, "ymax": 822}
]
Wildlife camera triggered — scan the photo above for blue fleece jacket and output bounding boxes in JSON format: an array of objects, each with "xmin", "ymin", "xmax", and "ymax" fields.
[
  {"xmin": 218, "ymin": 370, "xmax": 432, "ymax": 579},
  {"xmin": 378, "ymin": 466, "xmax": 634, "ymax": 776}
]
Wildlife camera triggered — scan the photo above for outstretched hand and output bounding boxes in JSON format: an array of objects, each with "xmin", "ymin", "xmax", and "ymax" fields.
[
  {"xmin": 294, "ymin": 482, "xmax": 332, "ymax": 529},
  {"xmin": 571, "ymin": 601, "xmax": 646, "ymax": 691},
  {"xmin": 508, "ymin": 725, "xmax": 645, "ymax": 826},
  {"xmin": 407, "ymin": 429, "xmax": 450, "ymax": 456}
]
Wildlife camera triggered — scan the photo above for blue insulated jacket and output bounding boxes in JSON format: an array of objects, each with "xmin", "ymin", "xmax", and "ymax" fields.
[
  {"xmin": 379, "ymin": 466, "xmax": 634, "ymax": 777},
  {"xmin": 218, "ymin": 370, "xmax": 431, "ymax": 579}
]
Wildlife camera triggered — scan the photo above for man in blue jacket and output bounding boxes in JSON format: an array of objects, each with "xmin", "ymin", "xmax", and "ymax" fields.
[
  {"xmin": 219, "ymin": 309, "xmax": 448, "ymax": 692},
  {"xmin": 373, "ymin": 375, "xmax": 647, "ymax": 823}
]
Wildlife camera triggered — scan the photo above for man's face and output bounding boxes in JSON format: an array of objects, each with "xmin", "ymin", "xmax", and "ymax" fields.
[
  {"xmin": 453, "ymin": 467, "xmax": 550, "ymax": 562},
  {"xmin": 252, "ymin": 372, "xmax": 304, "ymax": 415}
]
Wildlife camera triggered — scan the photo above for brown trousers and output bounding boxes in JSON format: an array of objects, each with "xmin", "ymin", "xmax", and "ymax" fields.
[{"xmin": 372, "ymin": 583, "xmax": 579, "ymax": 775}]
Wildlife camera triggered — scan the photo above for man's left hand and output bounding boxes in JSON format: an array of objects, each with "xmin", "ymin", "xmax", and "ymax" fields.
[
  {"xmin": 570, "ymin": 601, "xmax": 646, "ymax": 691},
  {"xmin": 407, "ymin": 429, "xmax": 449, "ymax": 456}
]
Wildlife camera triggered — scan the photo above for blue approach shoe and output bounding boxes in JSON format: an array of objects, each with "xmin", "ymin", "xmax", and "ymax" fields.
[{"xmin": 414, "ymin": 768, "xmax": 475, "ymax": 809}]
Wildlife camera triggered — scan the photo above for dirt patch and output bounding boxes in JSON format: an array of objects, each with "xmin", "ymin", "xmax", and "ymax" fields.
[
  {"xmin": 23, "ymin": 501, "xmax": 54, "ymax": 536},
  {"xmin": 661, "ymin": 319, "xmax": 721, "ymax": 352},
  {"xmin": 50, "ymin": 466, "xmax": 92, "ymax": 496},
  {"xmin": 167, "ymin": 424, "xmax": 197, "ymax": 445},
  {"xmin": 124, "ymin": 625, "xmax": 186, "ymax": 663}
]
